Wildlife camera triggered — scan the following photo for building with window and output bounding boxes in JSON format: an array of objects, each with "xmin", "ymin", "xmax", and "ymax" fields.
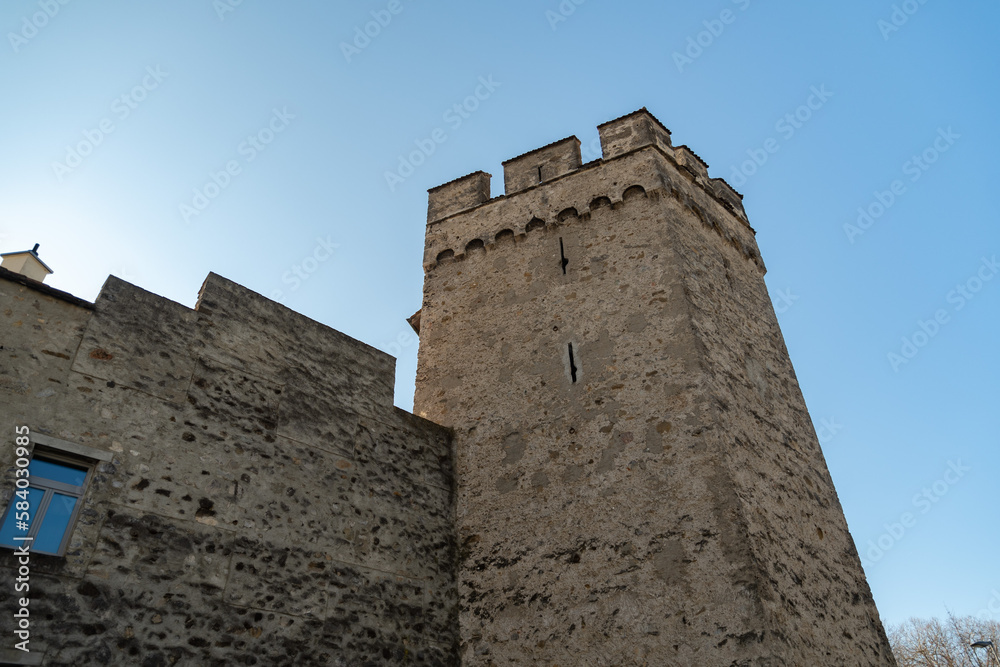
[
  {"xmin": 0, "ymin": 110, "xmax": 897, "ymax": 666},
  {"xmin": 0, "ymin": 265, "xmax": 456, "ymax": 665},
  {"xmin": 0, "ymin": 441, "xmax": 101, "ymax": 557}
]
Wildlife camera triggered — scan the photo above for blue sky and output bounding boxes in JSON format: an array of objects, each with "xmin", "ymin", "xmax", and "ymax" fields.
[{"xmin": 1, "ymin": 0, "xmax": 997, "ymax": 630}]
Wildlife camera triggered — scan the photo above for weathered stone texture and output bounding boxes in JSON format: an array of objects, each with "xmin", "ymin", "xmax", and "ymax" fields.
[
  {"xmin": 0, "ymin": 272, "xmax": 457, "ymax": 665},
  {"xmin": 0, "ymin": 107, "xmax": 893, "ymax": 667},
  {"xmin": 413, "ymin": 109, "xmax": 895, "ymax": 665},
  {"xmin": 428, "ymin": 172, "xmax": 493, "ymax": 225},
  {"xmin": 502, "ymin": 137, "xmax": 583, "ymax": 195}
]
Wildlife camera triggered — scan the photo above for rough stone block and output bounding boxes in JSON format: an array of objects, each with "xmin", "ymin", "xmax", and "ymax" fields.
[
  {"xmin": 598, "ymin": 108, "xmax": 673, "ymax": 159},
  {"xmin": 427, "ymin": 171, "xmax": 492, "ymax": 224},
  {"xmin": 502, "ymin": 136, "xmax": 582, "ymax": 195},
  {"xmin": 71, "ymin": 276, "xmax": 197, "ymax": 403}
]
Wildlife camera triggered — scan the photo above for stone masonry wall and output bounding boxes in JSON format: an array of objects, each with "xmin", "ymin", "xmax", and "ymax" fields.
[
  {"xmin": 413, "ymin": 110, "xmax": 895, "ymax": 665},
  {"xmin": 0, "ymin": 271, "xmax": 457, "ymax": 666},
  {"xmin": 674, "ymin": 199, "xmax": 896, "ymax": 665},
  {"xmin": 416, "ymin": 187, "xmax": 770, "ymax": 665}
]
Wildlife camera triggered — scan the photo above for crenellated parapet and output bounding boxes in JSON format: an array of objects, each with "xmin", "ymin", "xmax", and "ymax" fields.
[
  {"xmin": 423, "ymin": 108, "xmax": 763, "ymax": 274},
  {"xmin": 427, "ymin": 108, "xmax": 748, "ymax": 227}
]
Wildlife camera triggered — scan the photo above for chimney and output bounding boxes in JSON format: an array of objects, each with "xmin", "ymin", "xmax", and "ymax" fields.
[{"xmin": 1, "ymin": 243, "xmax": 54, "ymax": 283}]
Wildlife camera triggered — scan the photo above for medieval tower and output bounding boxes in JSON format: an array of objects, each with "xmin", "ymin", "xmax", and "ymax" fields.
[
  {"xmin": 413, "ymin": 109, "xmax": 896, "ymax": 665},
  {"xmin": 0, "ymin": 108, "xmax": 898, "ymax": 665}
]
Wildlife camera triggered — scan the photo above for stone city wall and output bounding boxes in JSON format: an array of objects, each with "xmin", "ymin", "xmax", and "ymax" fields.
[{"xmin": 0, "ymin": 270, "xmax": 457, "ymax": 666}]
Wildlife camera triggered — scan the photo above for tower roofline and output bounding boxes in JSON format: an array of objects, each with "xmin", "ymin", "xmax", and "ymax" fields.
[
  {"xmin": 675, "ymin": 144, "xmax": 709, "ymax": 168},
  {"xmin": 596, "ymin": 106, "xmax": 672, "ymax": 138},
  {"xmin": 500, "ymin": 135, "xmax": 581, "ymax": 166},
  {"xmin": 421, "ymin": 145, "xmax": 765, "ymax": 277},
  {"xmin": 426, "ymin": 108, "xmax": 746, "ymax": 228},
  {"xmin": 427, "ymin": 169, "xmax": 492, "ymax": 194}
]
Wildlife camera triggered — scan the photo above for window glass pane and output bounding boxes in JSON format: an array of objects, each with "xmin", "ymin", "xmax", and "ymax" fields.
[
  {"xmin": 29, "ymin": 457, "xmax": 88, "ymax": 487},
  {"xmin": 33, "ymin": 493, "xmax": 78, "ymax": 554},
  {"xmin": 0, "ymin": 487, "xmax": 45, "ymax": 548}
]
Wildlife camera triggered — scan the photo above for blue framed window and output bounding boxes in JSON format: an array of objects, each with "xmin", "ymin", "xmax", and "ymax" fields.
[{"xmin": 0, "ymin": 451, "xmax": 93, "ymax": 556}]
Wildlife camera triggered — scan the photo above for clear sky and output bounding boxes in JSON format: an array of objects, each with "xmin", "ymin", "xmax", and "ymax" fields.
[{"xmin": 1, "ymin": 0, "xmax": 997, "ymax": 631}]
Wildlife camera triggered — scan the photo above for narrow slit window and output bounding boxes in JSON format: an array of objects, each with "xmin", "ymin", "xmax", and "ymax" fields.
[
  {"xmin": 537, "ymin": 165, "xmax": 543, "ymax": 183},
  {"xmin": 559, "ymin": 238, "xmax": 569, "ymax": 275},
  {"xmin": 568, "ymin": 343, "xmax": 578, "ymax": 383}
]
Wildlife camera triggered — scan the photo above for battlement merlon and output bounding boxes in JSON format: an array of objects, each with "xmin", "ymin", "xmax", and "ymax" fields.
[
  {"xmin": 600, "ymin": 109, "xmax": 746, "ymax": 220},
  {"xmin": 502, "ymin": 136, "xmax": 582, "ymax": 195},
  {"xmin": 597, "ymin": 108, "xmax": 673, "ymax": 159},
  {"xmin": 425, "ymin": 108, "xmax": 748, "ymax": 224},
  {"xmin": 71, "ymin": 272, "xmax": 396, "ymax": 415},
  {"xmin": 427, "ymin": 171, "xmax": 492, "ymax": 224}
]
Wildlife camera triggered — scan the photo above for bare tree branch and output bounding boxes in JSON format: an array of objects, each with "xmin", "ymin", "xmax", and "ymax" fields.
[{"xmin": 889, "ymin": 615, "xmax": 1000, "ymax": 667}]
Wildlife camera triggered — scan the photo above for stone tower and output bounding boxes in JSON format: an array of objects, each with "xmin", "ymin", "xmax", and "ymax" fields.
[{"xmin": 413, "ymin": 109, "xmax": 895, "ymax": 666}]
